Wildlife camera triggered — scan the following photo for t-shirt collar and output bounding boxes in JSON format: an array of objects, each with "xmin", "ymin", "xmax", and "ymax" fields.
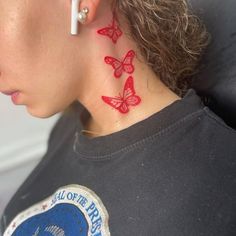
[{"xmin": 73, "ymin": 89, "xmax": 205, "ymax": 158}]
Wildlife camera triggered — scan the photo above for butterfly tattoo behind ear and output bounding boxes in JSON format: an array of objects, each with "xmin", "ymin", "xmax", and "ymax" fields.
[
  {"xmin": 101, "ymin": 76, "xmax": 141, "ymax": 114},
  {"xmin": 104, "ymin": 50, "xmax": 136, "ymax": 79},
  {"xmin": 97, "ymin": 16, "xmax": 123, "ymax": 44}
]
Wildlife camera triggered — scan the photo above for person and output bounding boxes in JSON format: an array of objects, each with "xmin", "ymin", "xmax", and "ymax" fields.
[{"xmin": 0, "ymin": 0, "xmax": 235, "ymax": 235}]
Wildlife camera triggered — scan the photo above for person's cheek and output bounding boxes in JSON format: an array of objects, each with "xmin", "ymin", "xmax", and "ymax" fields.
[{"xmin": 0, "ymin": 7, "xmax": 28, "ymax": 87}]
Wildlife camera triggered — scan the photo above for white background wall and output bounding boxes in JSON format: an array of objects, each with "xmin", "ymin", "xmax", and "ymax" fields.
[{"xmin": 0, "ymin": 94, "xmax": 60, "ymax": 217}]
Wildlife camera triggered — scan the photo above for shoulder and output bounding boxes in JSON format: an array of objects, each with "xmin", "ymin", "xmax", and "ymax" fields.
[
  {"xmin": 197, "ymin": 106, "xmax": 236, "ymax": 154},
  {"xmin": 170, "ymin": 105, "xmax": 236, "ymax": 150}
]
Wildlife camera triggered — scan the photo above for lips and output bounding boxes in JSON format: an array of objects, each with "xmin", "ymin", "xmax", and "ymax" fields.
[{"xmin": 1, "ymin": 90, "xmax": 19, "ymax": 96}]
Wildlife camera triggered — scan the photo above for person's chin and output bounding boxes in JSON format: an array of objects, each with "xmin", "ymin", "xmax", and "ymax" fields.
[{"xmin": 26, "ymin": 105, "xmax": 60, "ymax": 119}]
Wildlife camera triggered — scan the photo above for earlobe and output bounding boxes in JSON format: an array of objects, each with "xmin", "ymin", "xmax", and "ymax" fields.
[{"xmin": 80, "ymin": 0, "xmax": 101, "ymax": 24}]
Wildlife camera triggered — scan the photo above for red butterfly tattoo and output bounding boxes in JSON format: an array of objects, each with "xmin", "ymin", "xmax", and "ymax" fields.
[
  {"xmin": 104, "ymin": 50, "xmax": 136, "ymax": 79},
  {"xmin": 101, "ymin": 76, "xmax": 141, "ymax": 114},
  {"xmin": 97, "ymin": 16, "xmax": 123, "ymax": 44}
]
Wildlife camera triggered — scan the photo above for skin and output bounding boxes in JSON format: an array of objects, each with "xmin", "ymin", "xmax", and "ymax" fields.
[{"xmin": 0, "ymin": 0, "xmax": 181, "ymax": 137}]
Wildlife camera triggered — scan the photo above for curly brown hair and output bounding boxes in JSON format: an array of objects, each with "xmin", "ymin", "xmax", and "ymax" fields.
[
  {"xmin": 112, "ymin": 0, "xmax": 211, "ymax": 97},
  {"xmin": 64, "ymin": 0, "xmax": 211, "ymax": 113}
]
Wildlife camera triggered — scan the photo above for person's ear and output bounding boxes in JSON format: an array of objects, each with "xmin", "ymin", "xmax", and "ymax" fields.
[{"xmin": 79, "ymin": 0, "xmax": 101, "ymax": 25}]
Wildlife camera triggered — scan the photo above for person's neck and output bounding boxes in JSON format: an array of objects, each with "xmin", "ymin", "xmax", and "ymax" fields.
[{"xmin": 76, "ymin": 12, "xmax": 181, "ymax": 138}]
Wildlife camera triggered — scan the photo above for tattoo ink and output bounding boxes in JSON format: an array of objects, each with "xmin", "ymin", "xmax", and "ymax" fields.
[
  {"xmin": 104, "ymin": 50, "xmax": 136, "ymax": 79},
  {"xmin": 97, "ymin": 13, "xmax": 140, "ymax": 114},
  {"xmin": 101, "ymin": 76, "xmax": 141, "ymax": 114},
  {"xmin": 97, "ymin": 15, "xmax": 123, "ymax": 44}
]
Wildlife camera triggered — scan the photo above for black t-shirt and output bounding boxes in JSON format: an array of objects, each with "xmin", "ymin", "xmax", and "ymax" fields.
[{"xmin": 1, "ymin": 89, "xmax": 236, "ymax": 236}]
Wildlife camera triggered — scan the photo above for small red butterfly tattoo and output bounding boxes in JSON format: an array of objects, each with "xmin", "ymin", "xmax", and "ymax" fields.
[
  {"xmin": 97, "ymin": 16, "xmax": 123, "ymax": 44},
  {"xmin": 104, "ymin": 50, "xmax": 136, "ymax": 79},
  {"xmin": 102, "ymin": 76, "xmax": 141, "ymax": 114}
]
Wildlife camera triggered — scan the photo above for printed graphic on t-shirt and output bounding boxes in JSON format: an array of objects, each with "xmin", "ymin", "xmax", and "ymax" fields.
[{"xmin": 4, "ymin": 185, "xmax": 110, "ymax": 236}]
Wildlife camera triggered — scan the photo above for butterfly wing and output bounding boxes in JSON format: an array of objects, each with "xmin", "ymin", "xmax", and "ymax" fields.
[
  {"xmin": 114, "ymin": 66, "xmax": 124, "ymax": 78},
  {"xmin": 119, "ymin": 102, "xmax": 129, "ymax": 113},
  {"xmin": 104, "ymin": 57, "xmax": 123, "ymax": 78},
  {"xmin": 111, "ymin": 18, "xmax": 123, "ymax": 44},
  {"xmin": 126, "ymin": 95, "xmax": 141, "ymax": 106},
  {"xmin": 97, "ymin": 27, "xmax": 114, "ymax": 38},
  {"xmin": 122, "ymin": 50, "xmax": 135, "ymax": 74},
  {"xmin": 101, "ymin": 96, "xmax": 129, "ymax": 113},
  {"xmin": 123, "ymin": 76, "xmax": 141, "ymax": 106},
  {"xmin": 123, "ymin": 76, "xmax": 136, "ymax": 98},
  {"xmin": 112, "ymin": 30, "xmax": 122, "ymax": 44},
  {"xmin": 105, "ymin": 57, "xmax": 122, "ymax": 69}
]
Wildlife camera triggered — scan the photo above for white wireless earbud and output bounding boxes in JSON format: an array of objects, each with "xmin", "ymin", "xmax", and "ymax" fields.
[{"xmin": 71, "ymin": 0, "xmax": 89, "ymax": 35}]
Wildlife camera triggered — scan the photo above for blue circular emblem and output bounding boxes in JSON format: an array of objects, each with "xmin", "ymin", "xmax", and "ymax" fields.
[{"xmin": 12, "ymin": 203, "xmax": 88, "ymax": 236}]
